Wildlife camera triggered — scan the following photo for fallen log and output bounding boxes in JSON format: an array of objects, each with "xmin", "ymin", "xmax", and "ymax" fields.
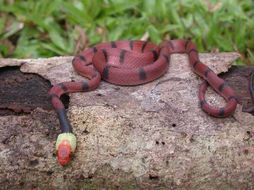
[{"xmin": 0, "ymin": 52, "xmax": 253, "ymax": 190}]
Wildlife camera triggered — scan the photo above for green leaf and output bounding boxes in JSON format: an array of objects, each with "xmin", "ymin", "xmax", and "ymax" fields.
[
  {"xmin": 0, "ymin": 17, "xmax": 5, "ymax": 34},
  {"xmin": 48, "ymin": 29, "xmax": 66, "ymax": 51},
  {"xmin": 102, "ymin": 1, "xmax": 140, "ymax": 16},
  {"xmin": 41, "ymin": 43, "xmax": 66, "ymax": 55},
  {"xmin": 0, "ymin": 44, "xmax": 8, "ymax": 57},
  {"xmin": 62, "ymin": 1, "xmax": 93, "ymax": 27},
  {"xmin": 147, "ymin": 25, "xmax": 161, "ymax": 43}
]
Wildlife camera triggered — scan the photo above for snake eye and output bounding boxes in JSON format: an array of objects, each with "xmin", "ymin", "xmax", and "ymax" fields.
[{"xmin": 57, "ymin": 140, "xmax": 72, "ymax": 166}]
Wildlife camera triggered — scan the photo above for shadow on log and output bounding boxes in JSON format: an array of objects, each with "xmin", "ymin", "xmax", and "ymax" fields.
[
  {"xmin": 0, "ymin": 66, "xmax": 69, "ymax": 116},
  {"xmin": 220, "ymin": 66, "xmax": 254, "ymax": 113}
]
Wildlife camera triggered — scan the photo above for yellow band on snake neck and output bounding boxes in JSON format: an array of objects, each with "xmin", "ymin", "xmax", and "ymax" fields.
[{"xmin": 55, "ymin": 133, "xmax": 77, "ymax": 152}]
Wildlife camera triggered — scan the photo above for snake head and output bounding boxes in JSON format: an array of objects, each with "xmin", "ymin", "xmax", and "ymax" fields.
[
  {"xmin": 57, "ymin": 140, "xmax": 72, "ymax": 166},
  {"xmin": 56, "ymin": 133, "xmax": 77, "ymax": 166}
]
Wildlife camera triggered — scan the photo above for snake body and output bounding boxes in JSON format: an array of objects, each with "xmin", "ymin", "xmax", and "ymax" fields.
[{"xmin": 48, "ymin": 40, "xmax": 238, "ymax": 165}]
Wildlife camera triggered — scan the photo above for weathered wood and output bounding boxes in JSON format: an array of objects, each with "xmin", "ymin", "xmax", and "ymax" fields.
[
  {"xmin": 0, "ymin": 53, "xmax": 254, "ymax": 190},
  {"xmin": 220, "ymin": 66, "xmax": 254, "ymax": 113},
  {"xmin": 0, "ymin": 66, "xmax": 52, "ymax": 115}
]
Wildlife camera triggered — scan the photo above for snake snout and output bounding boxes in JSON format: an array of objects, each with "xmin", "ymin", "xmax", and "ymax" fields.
[{"xmin": 57, "ymin": 140, "xmax": 72, "ymax": 166}]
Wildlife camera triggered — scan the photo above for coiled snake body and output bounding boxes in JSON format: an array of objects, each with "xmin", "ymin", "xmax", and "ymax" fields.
[{"xmin": 49, "ymin": 40, "xmax": 238, "ymax": 165}]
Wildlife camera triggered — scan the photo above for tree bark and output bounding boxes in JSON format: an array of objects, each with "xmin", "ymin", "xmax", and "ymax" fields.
[{"xmin": 0, "ymin": 53, "xmax": 254, "ymax": 190}]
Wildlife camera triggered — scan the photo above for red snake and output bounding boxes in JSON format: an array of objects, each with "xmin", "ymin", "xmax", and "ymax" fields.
[{"xmin": 48, "ymin": 40, "xmax": 238, "ymax": 165}]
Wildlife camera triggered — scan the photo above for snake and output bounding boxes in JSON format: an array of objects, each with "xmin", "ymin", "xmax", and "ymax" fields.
[{"xmin": 48, "ymin": 39, "xmax": 238, "ymax": 166}]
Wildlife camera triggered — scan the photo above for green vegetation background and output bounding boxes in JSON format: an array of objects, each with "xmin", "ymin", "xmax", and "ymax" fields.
[{"xmin": 0, "ymin": 0, "xmax": 253, "ymax": 64}]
